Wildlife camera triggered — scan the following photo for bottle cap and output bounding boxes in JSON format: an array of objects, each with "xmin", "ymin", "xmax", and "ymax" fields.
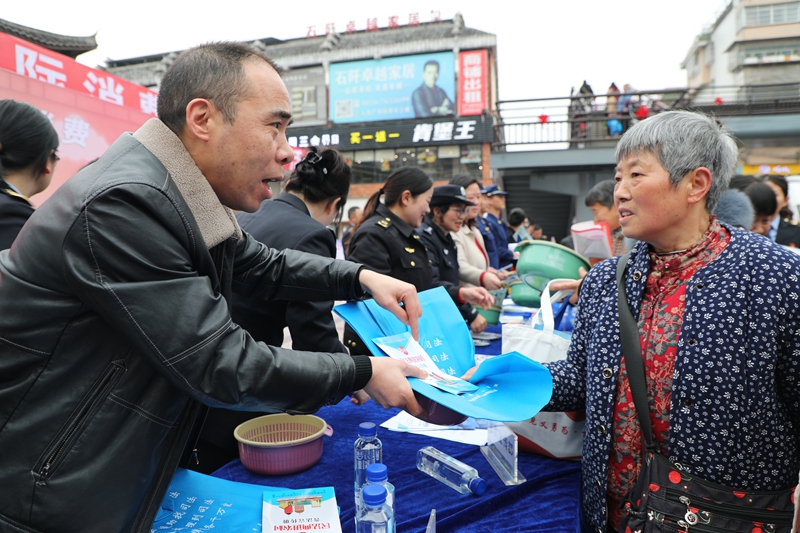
[
  {"xmin": 522, "ymin": 312, "xmax": 531, "ymax": 319},
  {"xmin": 362, "ymin": 483, "xmax": 387, "ymax": 506},
  {"xmin": 358, "ymin": 422, "xmax": 377, "ymax": 437},
  {"xmin": 468, "ymin": 477, "xmax": 487, "ymax": 496},
  {"xmin": 366, "ymin": 463, "xmax": 388, "ymax": 482}
]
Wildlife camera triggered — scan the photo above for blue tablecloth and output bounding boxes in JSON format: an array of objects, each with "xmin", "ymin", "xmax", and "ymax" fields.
[{"xmin": 212, "ymin": 398, "xmax": 581, "ymax": 532}]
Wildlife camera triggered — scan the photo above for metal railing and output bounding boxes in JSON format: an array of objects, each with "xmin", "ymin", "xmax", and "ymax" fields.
[{"xmin": 493, "ymin": 82, "xmax": 800, "ymax": 150}]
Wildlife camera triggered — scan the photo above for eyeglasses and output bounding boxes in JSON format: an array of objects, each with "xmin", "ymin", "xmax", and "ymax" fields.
[{"xmin": 448, "ymin": 206, "xmax": 469, "ymax": 217}]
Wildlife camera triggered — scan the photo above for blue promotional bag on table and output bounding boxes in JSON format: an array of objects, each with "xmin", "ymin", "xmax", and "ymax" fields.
[
  {"xmin": 334, "ymin": 286, "xmax": 552, "ymax": 422},
  {"xmin": 153, "ymin": 467, "xmax": 284, "ymax": 532}
]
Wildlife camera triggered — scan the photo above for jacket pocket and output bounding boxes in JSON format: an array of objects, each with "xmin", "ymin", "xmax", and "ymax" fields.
[{"xmin": 32, "ymin": 360, "xmax": 126, "ymax": 485}]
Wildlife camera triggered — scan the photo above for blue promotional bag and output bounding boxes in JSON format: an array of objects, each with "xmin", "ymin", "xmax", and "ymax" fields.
[{"xmin": 334, "ymin": 287, "xmax": 552, "ymax": 422}]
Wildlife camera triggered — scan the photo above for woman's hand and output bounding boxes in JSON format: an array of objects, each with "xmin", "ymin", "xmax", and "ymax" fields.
[
  {"xmin": 488, "ymin": 267, "xmax": 510, "ymax": 281},
  {"xmin": 470, "ymin": 313, "xmax": 488, "ymax": 333},
  {"xmin": 459, "ymin": 287, "xmax": 494, "ymax": 309},
  {"xmin": 481, "ymin": 272, "xmax": 503, "ymax": 290},
  {"xmin": 548, "ymin": 267, "xmax": 588, "ymax": 306},
  {"xmin": 359, "ymin": 269, "xmax": 422, "ymax": 340}
]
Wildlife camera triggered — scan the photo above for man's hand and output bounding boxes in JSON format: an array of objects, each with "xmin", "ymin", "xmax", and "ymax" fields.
[
  {"xmin": 459, "ymin": 287, "xmax": 494, "ymax": 309},
  {"xmin": 549, "ymin": 266, "xmax": 588, "ymax": 305},
  {"xmin": 350, "ymin": 390, "xmax": 371, "ymax": 406},
  {"xmin": 481, "ymin": 272, "xmax": 503, "ymax": 290},
  {"xmin": 359, "ymin": 270, "xmax": 422, "ymax": 340},
  {"xmin": 470, "ymin": 313, "xmax": 488, "ymax": 333},
  {"xmin": 363, "ymin": 357, "xmax": 428, "ymax": 417}
]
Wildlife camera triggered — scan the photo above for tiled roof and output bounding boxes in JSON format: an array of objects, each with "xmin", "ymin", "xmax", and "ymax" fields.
[
  {"xmin": 106, "ymin": 15, "xmax": 496, "ymax": 86},
  {"xmin": 0, "ymin": 17, "xmax": 97, "ymax": 58}
]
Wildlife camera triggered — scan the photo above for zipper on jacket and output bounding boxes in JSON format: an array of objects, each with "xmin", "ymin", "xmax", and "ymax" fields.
[
  {"xmin": 664, "ymin": 488, "xmax": 793, "ymax": 525},
  {"xmin": 34, "ymin": 362, "xmax": 124, "ymax": 485}
]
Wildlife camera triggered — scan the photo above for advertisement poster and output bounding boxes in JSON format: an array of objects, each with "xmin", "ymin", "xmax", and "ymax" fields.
[
  {"xmin": 282, "ymin": 66, "xmax": 327, "ymax": 126},
  {"xmin": 457, "ymin": 50, "xmax": 488, "ymax": 116},
  {"xmin": 329, "ymin": 51, "xmax": 455, "ymax": 124}
]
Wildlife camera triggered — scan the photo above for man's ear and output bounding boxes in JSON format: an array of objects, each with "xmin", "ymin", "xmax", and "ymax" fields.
[{"xmin": 183, "ymin": 98, "xmax": 216, "ymax": 142}]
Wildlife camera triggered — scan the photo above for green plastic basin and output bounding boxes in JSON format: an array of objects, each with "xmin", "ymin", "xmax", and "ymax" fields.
[
  {"xmin": 509, "ymin": 281, "xmax": 542, "ymax": 308},
  {"xmin": 477, "ymin": 306, "xmax": 501, "ymax": 326},
  {"xmin": 514, "ymin": 241, "xmax": 590, "ymax": 293}
]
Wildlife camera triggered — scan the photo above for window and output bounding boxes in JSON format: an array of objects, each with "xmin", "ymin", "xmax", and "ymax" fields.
[
  {"xmin": 743, "ymin": 1, "xmax": 800, "ymax": 26},
  {"xmin": 738, "ymin": 41, "xmax": 800, "ymax": 65}
]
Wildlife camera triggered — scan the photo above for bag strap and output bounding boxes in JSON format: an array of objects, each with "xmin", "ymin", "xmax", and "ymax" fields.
[
  {"xmin": 535, "ymin": 278, "xmax": 576, "ymax": 333},
  {"xmin": 615, "ymin": 252, "xmax": 656, "ymax": 450}
]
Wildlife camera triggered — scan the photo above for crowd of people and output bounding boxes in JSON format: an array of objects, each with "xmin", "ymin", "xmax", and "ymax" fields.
[{"xmin": 1, "ymin": 42, "xmax": 799, "ymax": 533}]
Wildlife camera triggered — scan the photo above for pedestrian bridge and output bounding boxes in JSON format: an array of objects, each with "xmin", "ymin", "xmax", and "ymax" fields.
[{"xmin": 491, "ymin": 82, "xmax": 800, "ymax": 241}]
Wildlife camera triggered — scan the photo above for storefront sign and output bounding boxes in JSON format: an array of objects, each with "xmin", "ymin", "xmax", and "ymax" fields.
[
  {"xmin": 0, "ymin": 31, "xmax": 158, "ymax": 116},
  {"xmin": 287, "ymin": 116, "xmax": 493, "ymax": 150},
  {"xmin": 282, "ymin": 66, "xmax": 327, "ymax": 126},
  {"xmin": 329, "ymin": 51, "xmax": 455, "ymax": 124},
  {"xmin": 458, "ymin": 50, "xmax": 488, "ymax": 116},
  {"xmin": 742, "ymin": 164, "xmax": 800, "ymax": 175}
]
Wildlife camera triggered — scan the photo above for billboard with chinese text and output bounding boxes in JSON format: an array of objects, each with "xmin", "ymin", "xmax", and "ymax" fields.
[
  {"xmin": 0, "ymin": 31, "xmax": 158, "ymax": 116},
  {"xmin": 329, "ymin": 52, "xmax": 455, "ymax": 124},
  {"xmin": 282, "ymin": 66, "xmax": 327, "ymax": 126},
  {"xmin": 457, "ymin": 50, "xmax": 488, "ymax": 116}
]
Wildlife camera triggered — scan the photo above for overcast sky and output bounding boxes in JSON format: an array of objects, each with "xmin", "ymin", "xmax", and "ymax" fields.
[{"xmin": 4, "ymin": 0, "xmax": 726, "ymax": 100}]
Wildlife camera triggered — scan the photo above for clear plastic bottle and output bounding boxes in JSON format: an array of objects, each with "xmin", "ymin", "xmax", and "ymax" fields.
[
  {"xmin": 416, "ymin": 446, "xmax": 487, "ymax": 496},
  {"xmin": 365, "ymin": 463, "xmax": 395, "ymax": 516},
  {"xmin": 354, "ymin": 422, "xmax": 382, "ymax": 508},
  {"xmin": 521, "ymin": 311, "xmax": 532, "ymax": 326},
  {"xmin": 356, "ymin": 484, "xmax": 394, "ymax": 533}
]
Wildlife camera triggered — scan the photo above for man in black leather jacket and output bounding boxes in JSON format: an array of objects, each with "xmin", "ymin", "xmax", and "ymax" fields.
[{"xmin": 0, "ymin": 42, "xmax": 425, "ymax": 533}]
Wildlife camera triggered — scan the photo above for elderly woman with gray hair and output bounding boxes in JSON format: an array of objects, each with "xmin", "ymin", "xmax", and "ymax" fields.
[{"xmin": 544, "ymin": 111, "xmax": 800, "ymax": 532}]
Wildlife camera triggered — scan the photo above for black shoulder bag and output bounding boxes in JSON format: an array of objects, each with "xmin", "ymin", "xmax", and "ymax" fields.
[{"xmin": 615, "ymin": 252, "xmax": 794, "ymax": 533}]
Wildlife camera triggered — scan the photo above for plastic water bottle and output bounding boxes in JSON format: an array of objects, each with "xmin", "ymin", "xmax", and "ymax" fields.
[
  {"xmin": 365, "ymin": 463, "xmax": 395, "ymax": 512},
  {"xmin": 521, "ymin": 311, "xmax": 532, "ymax": 326},
  {"xmin": 416, "ymin": 446, "xmax": 487, "ymax": 496},
  {"xmin": 354, "ymin": 422, "xmax": 382, "ymax": 508},
  {"xmin": 356, "ymin": 484, "xmax": 394, "ymax": 533}
]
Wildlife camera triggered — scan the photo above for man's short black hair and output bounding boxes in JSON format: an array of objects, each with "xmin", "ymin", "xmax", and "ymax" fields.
[
  {"xmin": 508, "ymin": 208, "xmax": 527, "ymax": 227},
  {"xmin": 157, "ymin": 42, "xmax": 282, "ymax": 135},
  {"xmin": 423, "ymin": 60, "xmax": 440, "ymax": 71},
  {"xmin": 584, "ymin": 179, "xmax": 616, "ymax": 209},
  {"xmin": 348, "ymin": 206, "xmax": 361, "ymax": 218}
]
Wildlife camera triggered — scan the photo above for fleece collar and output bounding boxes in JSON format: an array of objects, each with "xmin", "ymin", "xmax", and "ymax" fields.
[{"xmin": 133, "ymin": 119, "xmax": 241, "ymax": 249}]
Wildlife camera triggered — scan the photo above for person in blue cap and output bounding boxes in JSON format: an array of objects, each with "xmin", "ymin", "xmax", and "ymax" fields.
[
  {"xmin": 481, "ymin": 184, "xmax": 516, "ymax": 269},
  {"xmin": 417, "ymin": 185, "xmax": 492, "ymax": 333}
]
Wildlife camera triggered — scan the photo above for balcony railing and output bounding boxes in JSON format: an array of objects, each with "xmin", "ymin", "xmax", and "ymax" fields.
[{"xmin": 493, "ymin": 82, "xmax": 800, "ymax": 150}]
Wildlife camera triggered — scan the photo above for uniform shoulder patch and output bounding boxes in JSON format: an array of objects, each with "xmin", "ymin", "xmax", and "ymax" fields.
[
  {"xmin": 376, "ymin": 218, "xmax": 391, "ymax": 229},
  {"xmin": 424, "ymin": 226, "xmax": 433, "ymax": 234}
]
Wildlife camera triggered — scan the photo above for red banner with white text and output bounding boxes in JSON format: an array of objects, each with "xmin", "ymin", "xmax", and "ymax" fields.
[
  {"xmin": 0, "ymin": 31, "xmax": 158, "ymax": 116},
  {"xmin": 457, "ymin": 49, "xmax": 488, "ymax": 117}
]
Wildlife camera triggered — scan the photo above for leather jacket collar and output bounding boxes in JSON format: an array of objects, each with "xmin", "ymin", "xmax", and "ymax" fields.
[{"xmin": 133, "ymin": 119, "xmax": 242, "ymax": 249}]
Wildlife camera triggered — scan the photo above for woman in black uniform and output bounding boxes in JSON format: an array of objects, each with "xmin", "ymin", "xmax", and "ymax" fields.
[
  {"xmin": 0, "ymin": 100, "xmax": 60, "ymax": 250},
  {"xmin": 345, "ymin": 167, "xmax": 491, "ymax": 355}
]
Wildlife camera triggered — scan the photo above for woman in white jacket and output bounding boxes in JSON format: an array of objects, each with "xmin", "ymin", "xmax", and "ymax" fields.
[{"xmin": 449, "ymin": 175, "xmax": 507, "ymax": 290}]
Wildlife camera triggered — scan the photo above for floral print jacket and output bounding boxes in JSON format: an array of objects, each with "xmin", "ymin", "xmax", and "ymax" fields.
[{"xmin": 544, "ymin": 223, "xmax": 800, "ymax": 532}]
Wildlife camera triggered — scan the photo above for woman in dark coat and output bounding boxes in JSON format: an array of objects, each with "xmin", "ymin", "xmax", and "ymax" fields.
[
  {"xmin": 197, "ymin": 147, "xmax": 355, "ymax": 473},
  {"xmin": 0, "ymin": 99, "xmax": 60, "ymax": 250}
]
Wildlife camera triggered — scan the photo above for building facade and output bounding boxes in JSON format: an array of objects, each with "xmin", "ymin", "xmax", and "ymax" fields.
[{"xmin": 105, "ymin": 14, "xmax": 498, "ymax": 199}]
